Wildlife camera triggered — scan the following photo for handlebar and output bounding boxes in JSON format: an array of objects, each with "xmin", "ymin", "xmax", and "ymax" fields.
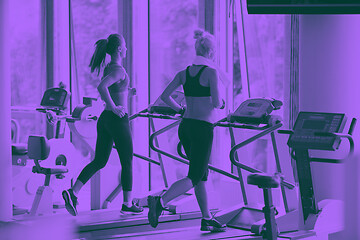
[
  {"xmin": 277, "ymin": 130, "xmax": 294, "ymax": 135},
  {"xmin": 228, "ymin": 123, "xmax": 295, "ymax": 189},
  {"xmin": 149, "ymin": 121, "xmax": 241, "ymax": 182},
  {"xmin": 278, "ymin": 117, "xmax": 356, "ymax": 163}
]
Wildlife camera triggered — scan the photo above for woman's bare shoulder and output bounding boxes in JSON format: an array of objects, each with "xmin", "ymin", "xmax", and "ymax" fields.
[{"xmin": 177, "ymin": 69, "xmax": 187, "ymax": 84}]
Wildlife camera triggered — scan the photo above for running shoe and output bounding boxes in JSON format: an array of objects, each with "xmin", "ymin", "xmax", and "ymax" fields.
[
  {"xmin": 147, "ymin": 196, "xmax": 163, "ymax": 228},
  {"xmin": 200, "ymin": 218, "xmax": 227, "ymax": 232},
  {"xmin": 120, "ymin": 203, "xmax": 144, "ymax": 215},
  {"xmin": 62, "ymin": 189, "xmax": 78, "ymax": 216}
]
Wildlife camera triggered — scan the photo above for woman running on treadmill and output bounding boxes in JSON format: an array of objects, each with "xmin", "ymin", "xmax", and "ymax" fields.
[
  {"xmin": 62, "ymin": 33, "xmax": 143, "ymax": 216},
  {"xmin": 147, "ymin": 30, "xmax": 226, "ymax": 232}
]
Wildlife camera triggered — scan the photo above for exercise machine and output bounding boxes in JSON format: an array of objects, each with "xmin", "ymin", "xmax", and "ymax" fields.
[
  {"xmin": 75, "ymin": 92, "xmax": 238, "ymax": 239},
  {"xmin": 11, "ymin": 86, "xmax": 74, "ymax": 216},
  {"xmin": 145, "ymin": 92, "xmax": 245, "ymax": 214},
  {"xmin": 11, "ymin": 119, "xmax": 30, "ymax": 215},
  {"xmin": 27, "ymin": 135, "xmax": 69, "ymax": 216},
  {"xmin": 100, "ymin": 91, "xmax": 185, "ymax": 211},
  {"xmin": 211, "ymin": 98, "xmax": 294, "ymax": 232},
  {"xmin": 104, "ymin": 91, "xmax": 227, "ymax": 214},
  {"xmin": 272, "ymin": 111, "xmax": 356, "ymax": 239}
]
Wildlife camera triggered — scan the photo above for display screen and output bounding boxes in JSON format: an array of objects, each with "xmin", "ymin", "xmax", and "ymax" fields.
[
  {"xmin": 41, "ymin": 89, "xmax": 68, "ymax": 107},
  {"xmin": 248, "ymin": 102, "xmax": 262, "ymax": 107},
  {"xmin": 247, "ymin": 0, "xmax": 360, "ymax": 14},
  {"xmin": 302, "ymin": 120, "xmax": 326, "ymax": 130}
]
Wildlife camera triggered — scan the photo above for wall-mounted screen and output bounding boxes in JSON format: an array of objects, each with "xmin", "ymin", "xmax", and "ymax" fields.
[{"xmin": 247, "ymin": 0, "xmax": 360, "ymax": 14}]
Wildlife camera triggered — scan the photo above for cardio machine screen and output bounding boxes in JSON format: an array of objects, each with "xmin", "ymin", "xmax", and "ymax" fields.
[
  {"xmin": 247, "ymin": 102, "xmax": 262, "ymax": 108},
  {"xmin": 40, "ymin": 88, "xmax": 69, "ymax": 109},
  {"xmin": 288, "ymin": 112, "xmax": 346, "ymax": 151},
  {"xmin": 302, "ymin": 120, "xmax": 326, "ymax": 130}
]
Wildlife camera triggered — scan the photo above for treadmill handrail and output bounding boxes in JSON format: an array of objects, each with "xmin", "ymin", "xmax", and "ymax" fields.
[
  {"xmin": 149, "ymin": 121, "xmax": 240, "ymax": 182},
  {"xmin": 278, "ymin": 117, "xmax": 356, "ymax": 164},
  {"xmin": 229, "ymin": 123, "xmax": 295, "ymax": 190},
  {"xmin": 312, "ymin": 132, "xmax": 354, "ymax": 163},
  {"xmin": 129, "ymin": 108, "xmax": 183, "ymax": 121},
  {"xmin": 213, "ymin": 117, "xmax": 273, "ymax": 131}
]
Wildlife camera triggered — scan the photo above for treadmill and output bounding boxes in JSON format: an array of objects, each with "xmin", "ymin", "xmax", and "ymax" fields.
[
  {"xmin": 74, "ymin": 91, "xmax": 219, "ymax": 239},
  {"xmin": 212, "ymin": 98, "xmax": 296, "ymax": 230}
]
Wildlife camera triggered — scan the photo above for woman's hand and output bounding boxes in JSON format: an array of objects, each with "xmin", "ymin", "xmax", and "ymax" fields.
[
  {"xmin": 112, "ymin": 105, "xmax": 126, "ymax": 118},
  {"xmin": 178, "ymin": 106, "xmax": 186, "ymax": 116},
  {"xmin": 128, "ymin": 87, "xmax": 137, "ymax": 97},
  {"xmin": 220, "ymin": 99, "xmax": 226, "ymax": 109}
]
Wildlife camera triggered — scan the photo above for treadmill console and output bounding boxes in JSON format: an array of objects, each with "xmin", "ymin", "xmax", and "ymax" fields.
[
  {"xmin": 40, "ymin": 87, "xmax": 70, "ymax": 110},
  {"xmin": 149, "ymin": 91, "xmax": 185, "ymax": 115},
  {"xmin": 229, "ymin": 98, "xmax": 283, "ymax": 125},
  {"xmin": 288, "ymin": 112, "xmax": 346, "ymax": 151}
]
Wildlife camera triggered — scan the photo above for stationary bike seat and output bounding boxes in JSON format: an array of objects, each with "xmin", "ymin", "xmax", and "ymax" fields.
[{"xmin": 247, "ymin": 173, "xmax": 280, "ymax": 189}]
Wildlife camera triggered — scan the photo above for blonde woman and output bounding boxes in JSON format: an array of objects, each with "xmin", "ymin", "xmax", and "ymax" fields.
[{"xmin": 147, "ymin": 30, "xmax": 226, "ymax": 232}]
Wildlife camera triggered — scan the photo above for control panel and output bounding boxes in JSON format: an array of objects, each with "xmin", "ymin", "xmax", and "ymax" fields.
[
  {"xmin": 288, "ymin": 112, "xmax": 346, "ymax": 150},
  {"xmin": 40, "ymin": 87, "xmax": 69, "ymax": 110},
  {"xmin": 229, "ymin": 98, "xmax": 282, "ymax": 125},
  {"xmin": 149, "ymin": 91, "xmax": 185, "ymax": 115}
]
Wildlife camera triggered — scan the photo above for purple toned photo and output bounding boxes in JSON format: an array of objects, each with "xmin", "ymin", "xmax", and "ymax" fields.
[{"xmin": 1, "ymin": 0, "xmax": 359, "ymax": 239}]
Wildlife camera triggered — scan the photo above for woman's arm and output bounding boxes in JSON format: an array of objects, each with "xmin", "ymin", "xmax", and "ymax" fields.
[
  {"xmin": 97, "ymin": 68, "xmax": 126, "ymax": 116},
  {"xmin": 208, "ymin": 68, "xmax": 223, "ymax": 109},
  {"xmin": 160, "ymin": 72, "xmax": 183, "ymax": 112}
]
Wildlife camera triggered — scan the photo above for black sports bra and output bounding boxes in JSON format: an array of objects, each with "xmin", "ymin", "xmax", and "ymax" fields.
[{"xmin": 183, "ymin": 65, "xmax": 211, "ymax": 97}]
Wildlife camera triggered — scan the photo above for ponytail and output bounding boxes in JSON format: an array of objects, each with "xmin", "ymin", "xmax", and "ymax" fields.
[{"xmin": 89, "ymin": 39, "xmax": 108, "ymax": 76}]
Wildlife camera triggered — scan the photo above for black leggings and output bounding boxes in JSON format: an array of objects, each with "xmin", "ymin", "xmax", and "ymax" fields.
[
  {"xmin": 178, "ymin": 118, "xmax": 214, "ymax": 186},
  {"xmin": 77, "ymin": 110, "xmax": 133, "ymax": 191}
]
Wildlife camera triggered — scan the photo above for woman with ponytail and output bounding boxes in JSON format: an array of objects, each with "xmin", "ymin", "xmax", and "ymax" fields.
[
  {"xmin": 147, "ymin": 30, "xmax": 226, "ymax": 232},
  {"xmin": 62, "ymin": 34, "xmax": 143, "ymax": 216}
]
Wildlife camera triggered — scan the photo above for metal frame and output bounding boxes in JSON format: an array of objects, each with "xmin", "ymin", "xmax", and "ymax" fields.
[
  {"xmin": 213, "ymin": 117, "xmax": 295, "ymax": 231},
  {"xmin": 102, "ymin": 109, "xmax": 182, "ymax": 209},
  {"xmin": 149, "ymin": 121, "xmax": 241, "ymax": 182},
  {"xmin": 275, "ymin": 116, "xmax": 356, "ymax": 238}
]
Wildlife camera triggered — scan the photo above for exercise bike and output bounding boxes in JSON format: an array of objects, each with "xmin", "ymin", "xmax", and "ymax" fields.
[{"xmin": 25, "ymin": 86, "xmax": 100, "ymax": 216}]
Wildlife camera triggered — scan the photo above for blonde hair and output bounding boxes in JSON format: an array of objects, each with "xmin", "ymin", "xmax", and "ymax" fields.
[{"xmin": 194, "ymin": 29, "xmax": 215, "ymax": 57}]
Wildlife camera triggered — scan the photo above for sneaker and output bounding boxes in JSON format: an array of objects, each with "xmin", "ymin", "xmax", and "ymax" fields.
[
  {"xmin": 147, "ymin": 196, "xmax": 163, "ymax": 228},
  {"xmin": 62, "ymin": 189, "xmax": 78, "ymax": 216},
  {"xmin": 120, "ymin": 203, "xmax": 144, "ymax": 215},
  {"xmin": 200, "ymin": 218, "xmax": 227, "ymax": 232}
]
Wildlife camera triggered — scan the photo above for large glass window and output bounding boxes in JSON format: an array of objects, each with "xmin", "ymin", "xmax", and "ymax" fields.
[
  {"xmin": 232, "ymin": 0, "xmax": 291, "ymax": 207},
  {"xmin": 71, "ymin": 0, "xmax": 118, "ymax": 104},
  {"xmin": 233, "ymin": 1, "xmax": 289, "ymax": 172},
  {"xmin": 9, "ymin": 0, "xmax": 44, "ymax": 142},
  {"xmin": 9, "ymin": 0, "xmax": 44, "ymax": 211},
  {"xmin": 149, "ymin": 0, "xmax": 199, "ymax": 186}
]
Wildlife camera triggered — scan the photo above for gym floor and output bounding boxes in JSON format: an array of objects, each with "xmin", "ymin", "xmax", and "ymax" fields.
[{"xmin": 4, "ymin": 208, "xmax": 329, "ymax": 240}]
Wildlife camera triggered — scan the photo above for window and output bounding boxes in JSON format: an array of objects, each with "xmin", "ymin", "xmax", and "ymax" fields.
[
  {"xmin": 233, "ymin": 0, "xmax": 289, "ymax": 173},
  {"xmin": 232, "ymin": 0, "xmax": 291, "ymax": 207},
  {"xmin": 149, "ymin": 0, "xmax": 200, "ymax": 185},
  {"xmin": 9, "ymin": 0, "xmax": 44, "ymax": 211},
  {"xmin": 9, "ymin": 0, "xmax": 44, "ymax": 143},
  {"xmin": 71, "ymin": 0, "xmax": 118, "ymax": 104}
]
